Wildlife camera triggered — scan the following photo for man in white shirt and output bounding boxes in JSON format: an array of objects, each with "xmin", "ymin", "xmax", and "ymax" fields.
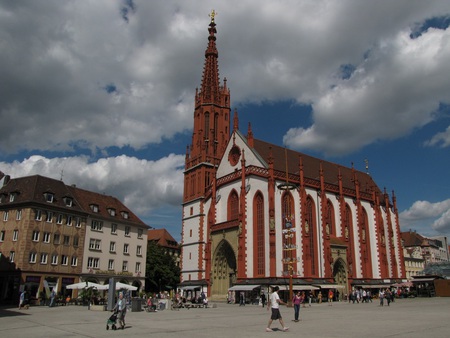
[{"xmin": 266, "ymin": 286, "xmax": 289, "ymax": 332}]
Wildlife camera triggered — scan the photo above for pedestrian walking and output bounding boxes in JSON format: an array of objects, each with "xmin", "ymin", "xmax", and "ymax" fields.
[
  {"xmin": 293, "ymin": 291, "xmax": 301, "ymax": 322},
  {"xmin": 260, "ymin": 293, "xmax": 266, "ymax": 308},
  {"xmin": 386, "ymin": 289, "xmax": 392, "ymax": 306},
  {"xmin": 49, "ymin": 289, "xmax": 56, "ymax": 307},
  {"xmin": 379, "ymin": 289, "xmax": 385, "ymax": 306},
  {"xmin": 328, "ymin": 289, "xmax": 334, "ymax": 306},
  {"xmin": 308, "ymin": 291, "xmax": 314, "ymax": 306},
  {"xmin": 266, "ymin": 286, "xmax": 289, "ymax": 332},
  {"xmin": 239, "ymin": 291, "xmax": 245, "ymax": 306},
  {"xmin": 112, "ymin": 292, "xmax": 127, "ymax": 329},
  {"xmin": 19, "ymin": 290, "xmax": 27, "ymax": 309}
]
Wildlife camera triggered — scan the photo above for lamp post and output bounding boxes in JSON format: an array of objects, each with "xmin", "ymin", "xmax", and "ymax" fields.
[
  {"xmin": 280, "ymin": 211, "xmax": 296, "ymax": 307},
  {"xmin": 278, "ymin": 147, "xmax": 297, "ymax": 307}
]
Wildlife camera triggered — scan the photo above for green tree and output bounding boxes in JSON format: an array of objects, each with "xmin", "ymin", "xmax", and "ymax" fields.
[{"xmin": 145, "ymin": 241, "xmax": 180, "ymax": 293}]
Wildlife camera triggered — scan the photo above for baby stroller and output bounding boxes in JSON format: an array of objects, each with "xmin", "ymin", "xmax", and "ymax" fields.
[{"xmin": 106, "ymin": 311, "xmax": 118, "ymax": 330}]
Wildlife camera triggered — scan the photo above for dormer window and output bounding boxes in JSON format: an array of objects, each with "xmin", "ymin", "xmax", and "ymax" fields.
[
  {"xmin": 108, "ymin": 208, "xmax": 116, "ymax": 217},
  {"xmin": 121, "ymin": 211, "xmax": 129, "ymax": 219},
  {"xmin": 44, "ymin": 192, "xmax": 54, "ymax": 203},
  {"xmin": 64, "ymin": 197, "xmax": 73, "ymax": 207},
  {"xmin": 90, "ymin": 204, "xmax": 99, "ymax": 213},
  {"xmin": 9, "ymin": 193, "xmax": 16, "ymax": 202}
]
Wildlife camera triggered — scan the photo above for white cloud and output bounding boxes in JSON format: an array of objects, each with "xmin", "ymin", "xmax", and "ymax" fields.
[
  {"xmin": 0, "ymin": 154, "xmax": 185, "ymax": 218},
  {"xmin": 1, "ymin": 1, "xmax": 450, "ymax": 240},
  {"xmin": 1, "ymin": 1, "xmax": 450, "ymax": 156},
  {"xmin": 400, "ymin": 199, "xmax": 450, "ymax": 220},
  {"xmin": 425, "ymin": 125, "xmax": 450, "ymax": 147},
  {"xmin": 284, "ymin": 26, "xmax": 450, "ymax": 155},
  {"xmin": 432, "ymin": 208, "xmax": 450, "ymax": 232},
  {"xmin": 399, "ymin": 199, "xmax": 450, "ymax": 235}
]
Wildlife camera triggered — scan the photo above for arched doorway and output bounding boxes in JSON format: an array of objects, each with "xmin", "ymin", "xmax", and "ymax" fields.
[
  {"xmin": 211, "ymin": 240, "xmax": 237, "ymax": 300},
  {"xmin": 333, "ymin": 258, "xmax": 348, "ymax": 301}
]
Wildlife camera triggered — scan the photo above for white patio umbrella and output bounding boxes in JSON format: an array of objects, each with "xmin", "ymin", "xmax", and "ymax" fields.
[
  {"xmin": 115, "ymin": 282, "xmax": 138, "ymax": 291},
  {"xmin": 66, "ymin": 281, "xmax": 105, "ymax": 290}
]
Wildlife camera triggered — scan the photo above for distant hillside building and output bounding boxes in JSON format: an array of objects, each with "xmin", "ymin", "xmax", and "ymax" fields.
[
  {"xmin": 401, "ymin": 231, "xmax": 449, "ymax": 280},
  {"xmin": 0, "ymin": 175, "xmax": 148, "ymax": 301},
  {"xmin": 180, "ymin": 14, "xmax": 405, "ymax": 301},
  {"xmin": 147, "ymin": 229, "xmax": 180, "ymax": 266}
]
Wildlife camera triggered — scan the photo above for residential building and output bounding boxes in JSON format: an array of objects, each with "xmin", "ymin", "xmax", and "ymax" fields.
[
  {"xmin": 401, "ymin": 231, "xmax": 449, "ymax": 280},
  {"xmin": 147, "ymin": 229, "xmax": 181, "ymax": 266},
  {"xmin": 180, "ymin": 13, "xmax": 405, "ymax": 301},
  {"xmin": 403, "ymin": 246, "xmax": 425, "ymax": 281},
  {"xmin": 0, "ymin": 174, "xmax": 148, "ymax": 301},
  {"xmin": 68, "ymin": 184, "xmax": 148, "ymax": 291},
  {"xmin": 428, "ymin": 236, "xmax": 450, "ymax": 262}
]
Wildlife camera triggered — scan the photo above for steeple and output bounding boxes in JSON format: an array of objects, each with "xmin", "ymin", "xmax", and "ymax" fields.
[
  {"xmin": 200, "ymin": 10, "xmax": 219, "ymax": 103},
  {"xmin": 184, "ymin": 11, "xmax": 231, "ymax": 202}
]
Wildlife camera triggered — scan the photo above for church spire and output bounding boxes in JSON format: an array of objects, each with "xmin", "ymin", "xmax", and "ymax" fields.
[
  {"xmin": 200, "ymin": 10, "xmax": 220, "ymax": 104},
  {"xmin": 184, "ymin": 11, "xmax": 231, "ymax": 202}
]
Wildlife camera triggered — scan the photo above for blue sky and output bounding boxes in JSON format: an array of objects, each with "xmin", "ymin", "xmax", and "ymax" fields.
[{"xmin": 1, "ymin": 1, "xmax": 450, "ymax": 242}]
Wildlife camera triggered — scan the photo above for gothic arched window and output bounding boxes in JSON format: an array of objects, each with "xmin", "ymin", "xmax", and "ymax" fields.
[
  {"xmin": 253, "ymin": 192, "xmax": 265, "ymax": 276},
  {"xmin": 228, "ymin": 190, "xmax": 239, "ymax": 221}
]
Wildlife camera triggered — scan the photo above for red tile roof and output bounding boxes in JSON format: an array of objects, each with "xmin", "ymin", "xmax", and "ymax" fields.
[
  {"xmin": 251, "ymin": 138, "xmax": 382, "ymax": 198},
  {"xmin": 147, "ymin": 228, "xmax": 179, "ymax": 249},
  {"xmin": 401, "ymin": 231, "xmax": 425, "ymax": 247}
]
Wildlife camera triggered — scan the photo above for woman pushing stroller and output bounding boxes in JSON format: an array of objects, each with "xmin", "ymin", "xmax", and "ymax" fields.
[{"xmin": 112, "ymin": 292, "xmax": 127, "ymax": 329}]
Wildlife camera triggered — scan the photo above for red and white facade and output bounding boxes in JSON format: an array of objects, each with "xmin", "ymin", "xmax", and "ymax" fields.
[{"xmin": 180, "ymin": 14, "xmax": 405, "ymax": 301}]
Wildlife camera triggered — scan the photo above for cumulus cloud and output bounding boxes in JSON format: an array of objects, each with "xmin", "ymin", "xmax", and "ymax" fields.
[
  {"xmin": 1, "ymin": 1, "xmax": 450, "ymax": 240},
  {"xmin": 284, "ymin": 25, "xmax": 450, "ymax": 155},
  {"xmin": 399, "ymin": 199, "xmax": 450, "ymax": 235},
  {"xmin": 424, "ymin": 125, "xmax": 450, "ymax": 147},
  {"xmin": 0, "ymin": 154, "xmax": 185, "ymax": 217},
  {"xmin": 1, "ymin": 1, "xmax": 450, "ymax": 157}
]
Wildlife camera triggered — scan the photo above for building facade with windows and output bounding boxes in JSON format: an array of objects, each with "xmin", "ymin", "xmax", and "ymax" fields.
[
  {"xmin": 68, "ymin": 185, "xmax": 148, "ymax": 292},
  {"xmin": 0, "ymin": 175, "xmax": 148, "ymax": 302},
  {"xmin": 180, "ymin": 14, "xmax": 405, "ymax": 301},
  {"xmin": 401, "ymin": 231, "xmax": 449, "ymax": 281}
]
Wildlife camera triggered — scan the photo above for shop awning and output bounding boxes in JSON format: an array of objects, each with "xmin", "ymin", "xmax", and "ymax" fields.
[
  {"xmin": 412, "ymin": 278, "xmax": 436, "ymax": 283},
  {"xmin": 313, "ymin": 284, "xmax": 345, "ymax": 289},
  {"xmin": 180, "ymin": 286, "xmax": 202, "ymax": 291},
  {"xmin": 291, "ymin": 285, "xmax": 319, "ymax": 291},
  {"xmin": 228, "ymin": 284, "xmax": 260, "ymax": 291},
  {"xmin": 355, "ymin": 284, "xmax": 391, "ymax": 289}
]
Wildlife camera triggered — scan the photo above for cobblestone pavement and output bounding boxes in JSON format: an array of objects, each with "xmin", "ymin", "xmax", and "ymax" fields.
[{"xmin": 0, "ymin": 297, "xmax": 449, "ymax": 337}]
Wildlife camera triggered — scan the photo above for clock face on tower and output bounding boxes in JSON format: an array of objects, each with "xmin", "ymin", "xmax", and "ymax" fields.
[{"xmin": 228, "ymin": 145, "xmax": 241, "ymax": 166}]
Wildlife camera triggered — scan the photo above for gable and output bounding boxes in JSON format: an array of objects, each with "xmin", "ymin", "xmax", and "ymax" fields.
[{"xmin": 216, "ymin": 130, "xmax": 267, "ymax": 178}]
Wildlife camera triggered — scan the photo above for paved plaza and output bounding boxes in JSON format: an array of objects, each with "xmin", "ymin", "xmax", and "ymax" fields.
[{"xmin": 0, "ymin": 297, "xmax": 449, "ymax": 337}]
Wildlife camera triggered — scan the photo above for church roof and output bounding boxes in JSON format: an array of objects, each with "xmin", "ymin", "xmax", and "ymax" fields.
[{"xmin": 251, "ymin": 138, "xmax": 382, "ymax": 196}]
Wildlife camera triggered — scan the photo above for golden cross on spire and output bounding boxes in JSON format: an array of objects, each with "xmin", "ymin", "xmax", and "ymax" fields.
[{"xmin": 209, "ymin": 9, "xmax": 217, "ymax": 23}]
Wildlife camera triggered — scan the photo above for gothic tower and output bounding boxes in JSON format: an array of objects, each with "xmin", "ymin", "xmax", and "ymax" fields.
[{"xmin": 184, "ymin": 11, "xmax": 231, "ymax": 203}]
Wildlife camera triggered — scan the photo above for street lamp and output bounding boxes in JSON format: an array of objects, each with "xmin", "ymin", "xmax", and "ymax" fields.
[{"xmin": 277, "ymin": 147, "xmax": 297, "ymax": 307}]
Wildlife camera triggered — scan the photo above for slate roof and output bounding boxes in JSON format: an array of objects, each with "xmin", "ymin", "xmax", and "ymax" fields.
[
  {"xmin": 0, "ymin": 174, "xmax": 146, "ymax": 227},
  {"xmin": 0, "ymin": 175, "xmax": 84, "ymax": 213},
  {"xmin": 252, "ymin": 138, "xmax": 382, "ymax": 196}
]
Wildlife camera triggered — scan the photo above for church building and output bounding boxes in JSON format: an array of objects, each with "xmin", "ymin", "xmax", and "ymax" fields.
[{"xmin": 180, "ymin": 12, "xmax": 405, "ymax": 301}]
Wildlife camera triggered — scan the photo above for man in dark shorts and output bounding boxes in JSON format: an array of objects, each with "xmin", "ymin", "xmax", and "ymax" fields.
[{"xmin": 266, "ymin": 286, "xmax": 288, "ymax": 332}]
